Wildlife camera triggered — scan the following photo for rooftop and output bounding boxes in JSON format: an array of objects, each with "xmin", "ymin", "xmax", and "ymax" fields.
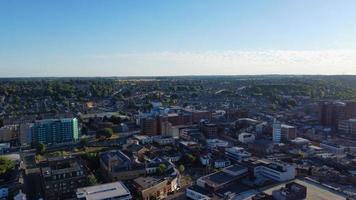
[
  {"xmin": 134, "ymin": 176, "xmax": 165, "ymax": 189},
  {"xmin": 76, "ymin": 181, "xmax": 131, "ymax": 200}
]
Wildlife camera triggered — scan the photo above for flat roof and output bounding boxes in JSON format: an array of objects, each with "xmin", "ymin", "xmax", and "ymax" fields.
[
  {"xmin": 224, "ymin": 164, "xmax": 246, "ymax": 172},
  {"xmin": 134, "ymin": 176, "xmax": 164, "ymax": 189},
  {"xmin": 203, "ymin": 171, "xmax": 236, "ymax": 186},
  {"xmin": 262, "ymin": 179, "xmax": 346, "ymax": 200},
  {"xmin": 76, "ymin": 181, "xmax": 131, "ymax": 200}
]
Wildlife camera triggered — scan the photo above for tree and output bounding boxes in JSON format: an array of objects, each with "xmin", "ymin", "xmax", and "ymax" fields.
[
  {"xmin": 185, "ymin": 153, "xmax": 196, "ymax": 164},
  {"xmin": 178, "ymin": 164, "xmax": 185, "ymax": 173},
  {"xmin": 150, "ymin": 196, "xmax": 160, "ymax": 200},
  {"xmin": 0, "ymin": 157, "xmax": 14, "ymax": 175},
  {"xmin": 87, "ymin": 174, "xmax": 98, "ymax": 186},
  {"xmin": 36, "ymin": 143, "xmax": 46, "ymax": 155},
  {"xmin": 80, "ymin": 138, "xmax": 89, "ymax": 148},
  {"xmin": 97, "ymin": 128, "xmax": 113, "ymax": 139},
  {"xmin": 157, "ymin": 163, "xmax": 166, "ymax": 175}
]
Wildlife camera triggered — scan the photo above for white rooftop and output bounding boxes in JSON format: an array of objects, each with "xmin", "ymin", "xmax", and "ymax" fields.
[{"xmin": 76, "ymin": 181, "xmax": 131, "ymax": 200}]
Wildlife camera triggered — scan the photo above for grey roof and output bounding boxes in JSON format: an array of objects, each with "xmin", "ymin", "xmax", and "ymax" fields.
[{"xmin": 76, "ymin": 181, "xmax": 131, "ymax": 200}]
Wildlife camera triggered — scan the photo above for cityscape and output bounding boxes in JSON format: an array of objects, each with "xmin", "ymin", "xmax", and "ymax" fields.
[
  {"xmin": 1, "ymin": 1, "xmax": 356, "ymax": 200},
  {"xmin": 0, "ymin": 76, "xmax": 355, "ymax": 200}
]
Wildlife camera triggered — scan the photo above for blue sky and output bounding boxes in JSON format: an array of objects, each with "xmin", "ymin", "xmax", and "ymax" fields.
[{"xmin": 1, "ymin": 0, "xmax": 356, "ymax": 77}]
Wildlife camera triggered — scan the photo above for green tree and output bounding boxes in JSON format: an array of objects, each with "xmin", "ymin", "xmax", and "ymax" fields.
[
  {"xmin": 157, "ymin": 163, "xmax": 166, "ymax": 175},
  {"xmin": 36, "ymin": 143, "xmax": 46, "ymax": 155},
  {"xmin": 80, "ymin": 138, "xmax": 89, "ymax": 148},
  {"xmin": 0, "ymin": 157, "xmax": 14, "ymax": 175},
  {"xmin": 87, "ymin": 174, "xmax": 98, "ymax": 186},
  {"xmin": 97, "ymin": 128, "xmax": 113, "ymax": 139},
  {"xmin": 178, "ymin": 164, "xmax": 185, "ymax": 173},
  {"xmin": 185, "ymin": 153, "xmax": 196, "ymax": 164}
]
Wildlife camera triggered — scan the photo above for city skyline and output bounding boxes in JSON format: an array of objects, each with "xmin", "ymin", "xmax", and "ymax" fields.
[{"xmin": 1, "ymin": 0, "xmax": 356, "ymax": 77}]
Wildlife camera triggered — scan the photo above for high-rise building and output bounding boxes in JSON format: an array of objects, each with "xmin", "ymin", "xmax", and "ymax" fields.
[
  {"xmin": 318, "ymin": 101, "xmax": 356, "ymax": 129},
  {"xmin": 281, "ymin": 124, "xmax": 297, "ymax": 141},
  {"xmin": 272, "ymin": 119, "xmax": 282, "ymax": 143},
  {"xmin": 30, "ymin": 118, "xmax": 79, "ymax": 145},
  {"xmin": 140, "ymin": 117, "xmax": 159, "ymax": 135}
]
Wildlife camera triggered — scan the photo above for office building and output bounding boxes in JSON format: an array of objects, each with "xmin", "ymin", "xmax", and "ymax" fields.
[
  {"xmin": 281, "ymin": 124, "xmax": 297, "ymax": 141},
  {"xmin": 140, "ymin": 117, "xmax": 158, "ymax": 135},
  {"xmin": 272, "ymin": 119, "xmax": 282, "ymax": 143},
  {"xmin": 30, "ymin": 118, "xmax": 79, "ymax": 145},
  {"xmin": 253, "ymin": 161, "xmax": 296, "ymax": 182}
]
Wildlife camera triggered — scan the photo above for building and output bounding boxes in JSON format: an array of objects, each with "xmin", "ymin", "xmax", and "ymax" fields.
[
  {"xmin": 249, "ymin": 139, "xmax": 274, "ymax": 155},
  {"xmin": 281, "ymin": 124, "xmax": 297, "ymax": 141},
  {"xmin": 272, "ymin": 182, "xmax": 307, "ymax": 200},
  {"xmin": 0, "ymin": 125, "xmax": 18, "ymax": 143},
  {"xmin": 190, "ymin": 110, "xmax": 212, "ymax": 123},
  {"xmin": 206, "ymin": 139, "xmax": 229, "ymax": 149},
  {"xmin": 0, "ymin": 188, "xmax": 8, "ymax": 199},
  {"xmin": 0, "ymin": 143, "xmax": 10, "ymax": 154},
  {"xmin": 186, "ymin": 185, "xmax": 213, "ymax": 200},
  {"xmin": 19, "ymin": 123, "xmax": 32, "ymax": 146},
  {"xmin": 133, "ymin": 176, "xmax": 177, "ymax": 200},
  {"xmin": 238, "ymin": 132, "xmax": 255, "ymax": 144},
  {"xmin": 40, "ymin": 156, "xmax": 88, "ymax": 200},
  {"xmin": 202, "ymin": 123, "xmax": 218, "ymax": 138},
  {"xmin": 320, "ymin": 142, "xmax": 345, "ymax": 154},
  {"xmin": 30, "ymin": 118, "xmax": 79, "ymax": 145},
  {"xmin": 179, "ymin": 128, "xmax": 203, "ymax": 142},
  {"xmin": 99, "ymin": 150, "xmax": 134, "ymax": 180},
  {"xmin": 140, "ymin": 117, "xmax": 159, "ymax": 135},
  {"xmin": 318, "ymin": 101, "xmax": 356, "ymax": 128},
  {"xmin": 225, "ymin": 147, "xmax": 251, "ymax": 161},
  {"xmin": 76, "ymin": 181, "xmax": 132, "ymax": 200},
  {"xmin": 338, "ymin": 118, "xmax": 356, "ymax": 136},
  {"xmin": 252, "ymin": 192, "xmax": 274, "ymax": 200},
  {"xmin": 14, "ymin": 190, "xmax": 27, "ymax": 200},
  {"xmin": 197, "ymin": 164, "xmax": 248, "ymax": 191},
  {"xmin": 273, "ymin": 119, "xmax": 282, "ymax": 143},
  {"xmin": 253, "ymin": 160, "xmax": 296, "ymax": 182},
  {"xmin": 152, "ymin": 136, "xmax": 175, "ymax": 145}
]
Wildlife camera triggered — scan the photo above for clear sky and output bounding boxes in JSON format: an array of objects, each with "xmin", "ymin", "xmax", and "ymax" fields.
[{"xmin": 1, "ymin": 0, "xmax": 356, "ymax": 77}]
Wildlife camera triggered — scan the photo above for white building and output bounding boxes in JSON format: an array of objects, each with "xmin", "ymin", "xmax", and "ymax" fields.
[
  {"xmin": 76, "ymin": 181, "xmax": 132, "ymax": 200},
  {"xmin": 320, "ymin": 142, "xmax": 345, "ymax": 155},
  {"xmin": 206, "ymin": 139, "xmax": 229, "ymax": 149},
  {"xmin": 238, "ymin": 132, "xmax": 255, "ymax": 144},
  {"xmin": 254, "ymin": 161, "xmax": 296, "ymax": 182},
  {"xmin": 225, "ymin": 147, "xmax": 251, "ymax": 161},
  {"xmin": 273, "ymin": 119, "xmax": 282, "ymax": 143}
]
